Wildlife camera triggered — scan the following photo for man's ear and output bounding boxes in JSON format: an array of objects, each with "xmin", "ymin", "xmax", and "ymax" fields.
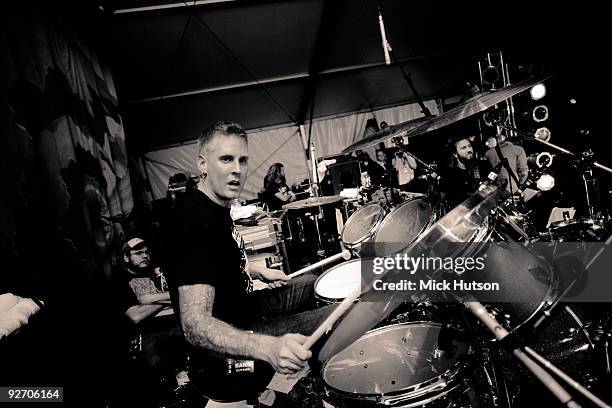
[
  {"xmin": 123, "ymin": 254, "xmax": 130, "ymax": 264},
  {"xmin": 197, "ymin": 150, "xmax": 207, "ymax": 175}
]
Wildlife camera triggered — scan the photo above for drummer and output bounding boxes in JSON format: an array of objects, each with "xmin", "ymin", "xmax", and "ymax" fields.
[
  {"xmin": 439, "ymin": 135, "xmax": 483, "ymax": 207},
  {"xmin": 262, "ymin": 162, "xmax": 296, "ymax": 211},
  {"xmin": 164, "ymin": 121, "xmax": 335, "ymax": 377}
]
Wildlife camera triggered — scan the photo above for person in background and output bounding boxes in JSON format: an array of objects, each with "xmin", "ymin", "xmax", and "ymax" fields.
[
  {"xmin": 263, "ymin": 163, "xmax": 296, "ymax": 210},
  {"xmin": 439, "ymin": 136, "xmax": 482, "ymax": 207},
  {"xmin": 393, "ymin": 151, "xmax": 418, "ymax": 190},
  {"xmin": 484, "ymin": 133, "xmax": 528, "ymax": 195},
  {"xmin": 375, "ymin": 149, "xmax": 388, "ymax": 173}
]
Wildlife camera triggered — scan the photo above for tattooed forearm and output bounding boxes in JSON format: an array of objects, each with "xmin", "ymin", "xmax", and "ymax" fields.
[{"xmin": 177, "ymin": 284, "xmax": 272, "ymax": 361}]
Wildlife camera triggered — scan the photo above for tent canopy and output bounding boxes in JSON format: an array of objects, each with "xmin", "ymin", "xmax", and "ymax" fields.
[{"xmin": 87, "ymin": 0, "xmax": 598, "ymax": 153}]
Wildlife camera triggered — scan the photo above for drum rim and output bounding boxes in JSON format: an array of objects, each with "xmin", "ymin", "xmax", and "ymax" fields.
[
  {"xmin": 321, "ymin": 322, "xmax": 472, "ymax": 402},
  {"xmin": 314, "ymin": 259, "xmax": 363, "ymax": 303},
  {"xmin": 341, "ymin": 203, "xmax": 386, "ymax": 247}
]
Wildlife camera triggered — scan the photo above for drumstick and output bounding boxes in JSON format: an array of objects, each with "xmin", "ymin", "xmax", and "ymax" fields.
[
  {"xmin": 289, "ymin": 287, "xmax": 361, "ymax": 380},
  {"xmin": 303, "ymin": 286, "xmax": 360, "ymax": 350},
  {"xmin": 287, "ymin": 249, "xmax": 351, "ymax": 279}
]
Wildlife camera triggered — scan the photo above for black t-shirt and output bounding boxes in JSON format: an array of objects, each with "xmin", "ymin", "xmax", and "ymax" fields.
[
  {"xmin": 440, "ymin": 163, "xmax": 482, "ymax": 207},
  {"xmin": 164, "ymin": 187, "xmax": 253, "ymax": 327}
]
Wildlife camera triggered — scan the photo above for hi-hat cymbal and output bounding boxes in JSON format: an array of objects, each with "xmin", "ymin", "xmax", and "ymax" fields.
[
  {"xmin": 282, "ymin": 195, "xmax": 344, "ymax": 210},
  {"xmin": 342, "ymin": 73, "xmax": 555, "ymax": 154},
  {"xmin": 318, "ymin": 181, "xmax": 508, "ymax": 361}
]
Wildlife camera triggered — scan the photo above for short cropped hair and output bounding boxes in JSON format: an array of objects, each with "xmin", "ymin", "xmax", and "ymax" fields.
[{"xmin": 198, "ymin": 121, "xmax": 248, "ymax": 154}]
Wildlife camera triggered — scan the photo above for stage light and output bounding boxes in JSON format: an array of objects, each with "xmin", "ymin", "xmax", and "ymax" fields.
[
  {"xmin": 532, "ymin": 105, "xmax": 549, "ymax": 122},
  {"xmin": 536, "ymin": 174, "xmax": 555, "ymax": 191},
  {"xmin": 530, "ymin": 84, "xmax": 546, "ymax": 100},
  {"xmin": 534, "ymin": 127, "xmax": 551, "ymax": 142}
]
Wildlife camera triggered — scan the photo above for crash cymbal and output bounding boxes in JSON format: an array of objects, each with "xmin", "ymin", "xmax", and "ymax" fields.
[
  {"xmin": 282, "ymin": 195, "xmax": 344, "ymax": 210},
  {"xmin": 342, "ymin": 116, "xmax": 431, "ymax": 153},
  {"xmin": 318, "ymin": 181, "xmax": 508, "ymax": 361},
  {"xmin": 342, "ymin": 73, "xmax": 555, "ymax": 154}
]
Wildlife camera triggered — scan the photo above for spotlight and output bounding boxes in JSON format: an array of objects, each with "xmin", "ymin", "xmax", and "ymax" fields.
[
  {"xmin": 536, "ymin": 174, "xmax": 555, "ymax": 191},
  {"xmin": 534, "ymin": 127, "xmax": 551, "ymax": 142},
  {"xmin": 530, "ymin": 84, "xmax": 546, "ymax": 100},
  {"xmin": 532, "ymin": 105, "xmax": 549, "ymax": 122},
  {"xmin": 535, "ymin": 151, "xmax": 554, "ymax": 168}
]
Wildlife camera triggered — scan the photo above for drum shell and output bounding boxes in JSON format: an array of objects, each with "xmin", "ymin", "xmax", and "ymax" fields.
[
  {"xmin": 341, "ymin": 204, "xmax": 386, "ymax": 249},
  {"xmin": 373, "ymin": 197, "xmax": 444, "ymax": 257},
  {"xmin": 464, "ymin": 215, "xmax": 558, "ymax": 332}
]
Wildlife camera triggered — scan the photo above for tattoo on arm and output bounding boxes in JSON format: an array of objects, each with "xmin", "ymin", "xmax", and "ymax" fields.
[{"xmin": 178, "ymin": 284, "xmax": 271, "ymax": 361}]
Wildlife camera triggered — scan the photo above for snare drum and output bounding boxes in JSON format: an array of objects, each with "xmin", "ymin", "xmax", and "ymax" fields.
[
  {"xmin": 314, "ymin": 260, "xmax": 363, "ymax": 306},
  {"xmin": 341, "ymin": 204, "xmax": 386, "ymax": 249},
  {"xmin": 321, "ymin": 322, "xmax": 473, "ymax": 407}
]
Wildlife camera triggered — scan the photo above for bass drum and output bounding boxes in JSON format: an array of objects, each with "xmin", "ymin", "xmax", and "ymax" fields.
[
  {"xmin": 321, "ymin": 322, "xmax": 475, "ymax": 407},
  {"xmin": 341, "ymin": 204, "xmax": 386, "ymax": 249}
]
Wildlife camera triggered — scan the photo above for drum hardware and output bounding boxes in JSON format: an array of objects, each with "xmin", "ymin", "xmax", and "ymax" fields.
[{"xmin": 465, "ymin": 300, "xmax": 610, "ymax": 408}]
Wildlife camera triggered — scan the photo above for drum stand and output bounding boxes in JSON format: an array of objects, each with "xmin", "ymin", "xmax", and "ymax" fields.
[{"xmin": 464, "ymin": 299, "xmax": 611, "ymax": 408}]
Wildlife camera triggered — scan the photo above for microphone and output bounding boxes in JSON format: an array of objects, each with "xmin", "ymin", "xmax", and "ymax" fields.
[{"xmin": 378, "ymin": 7, "xmax": 391, "ymax": 65}]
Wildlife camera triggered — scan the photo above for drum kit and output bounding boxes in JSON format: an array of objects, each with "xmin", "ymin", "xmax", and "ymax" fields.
[{"xmin": 303, "ymin": 74, "xmax": 612, "ymax": 407}]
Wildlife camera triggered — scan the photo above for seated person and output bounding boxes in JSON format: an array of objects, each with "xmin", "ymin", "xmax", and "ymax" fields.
[
  {"xmin": 262, "ymin": 163, "xmax": 296, "ymax": 210},
  {"xmin": 121, "ymin": 238, "xmax": 184, "ymax": 380},
  {"xmin": 164, "ymin": 121, "xmax": 335, "ymax": 383}
]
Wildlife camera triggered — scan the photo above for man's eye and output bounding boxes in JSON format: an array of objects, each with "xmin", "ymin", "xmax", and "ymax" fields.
[{"xmin": 221, "ymin": 157, "xmax": 232, "ymax": 162}]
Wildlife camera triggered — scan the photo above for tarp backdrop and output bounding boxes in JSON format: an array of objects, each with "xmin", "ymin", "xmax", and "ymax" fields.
[{"xmin": 141, "ymin": 99, "xmax": 439, "ymax": 200}]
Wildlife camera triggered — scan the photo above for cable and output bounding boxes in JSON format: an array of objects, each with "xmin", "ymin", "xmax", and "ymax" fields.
[{"xmin": 181, "ymin": 1, "xmax": 296, "ymax": 124}]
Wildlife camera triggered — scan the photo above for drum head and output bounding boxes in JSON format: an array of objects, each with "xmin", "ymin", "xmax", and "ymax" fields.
[
  {"xmin": 315, "ymin": 260, "xmax": 362, "ymax": 301},
  {"xmin": 341, "ymin": 204, "xmax": 386, "ymax": 247},
  {"xmin": 323, "ymin": 323, "xmax": 470, "ymax": 395},
  {"xmin": 373, "ymin": 198, "xmax": 434, "ymax": 256}
]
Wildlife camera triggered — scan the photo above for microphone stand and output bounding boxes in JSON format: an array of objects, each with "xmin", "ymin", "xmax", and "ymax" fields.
[
  {"xmin": 378, "ymin": 6, "xmax": 433, "ymax": 118},
  {"xmin": 493, "ymin": 141, "xmax": 521, "ymax": 206}
]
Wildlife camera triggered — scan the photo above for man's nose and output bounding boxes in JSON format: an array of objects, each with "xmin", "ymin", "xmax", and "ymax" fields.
[{"xmin": 232, "ymin": 160, "xmax": 242, "ymax": 173}]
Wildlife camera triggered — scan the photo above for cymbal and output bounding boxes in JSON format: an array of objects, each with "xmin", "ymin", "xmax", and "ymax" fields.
[
  {"xmin": 282, "ymin": 195, "xmax": 344, "ymax": 210},
  {"xmin": 318, "ymin": 181, "xmax": 508, "ymax": 361},
  {"xmin": 342, "ymin": 116, "xmax": 432, "ymax": 153},
  {"xmin": 342, "ymin": 73, "xmax": 555, "ymax": 154}
]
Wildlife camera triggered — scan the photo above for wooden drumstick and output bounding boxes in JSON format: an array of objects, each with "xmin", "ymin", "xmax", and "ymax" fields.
[
  {"xmin": 303, "ymin": 286, "xmax": 360, "ymax": 350},
  {"xmin": 287, "ymin": 249, "xmax": 351, "ymax": 279},
  {"xmin": 289, "ymin": 287, "xmax": 361, "ymax": 379}
]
